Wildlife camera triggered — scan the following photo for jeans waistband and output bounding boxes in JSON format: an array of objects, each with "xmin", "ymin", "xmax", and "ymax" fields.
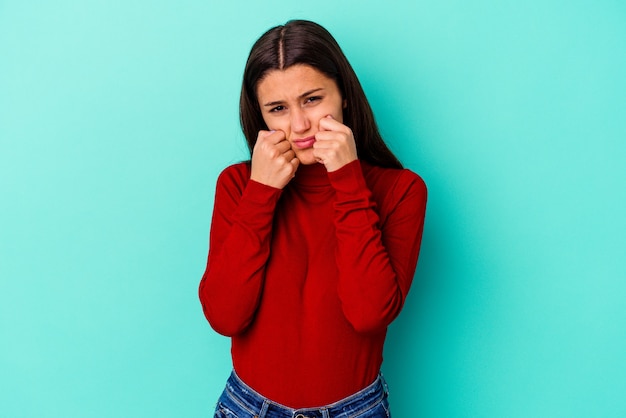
[{"xmin": 223, "ymin": 370, "xmax": 388, "ymax": 418}]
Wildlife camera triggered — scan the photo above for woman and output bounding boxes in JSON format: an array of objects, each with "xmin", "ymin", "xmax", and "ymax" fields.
[{"xmin": 199, "ymin": 20, "xmax": 427, "ymax": 417}]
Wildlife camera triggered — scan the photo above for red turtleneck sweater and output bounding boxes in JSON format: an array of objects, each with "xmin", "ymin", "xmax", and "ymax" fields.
[{"xmin": 199, "ymin": 160, "xmax": 427, "ymax": 408}]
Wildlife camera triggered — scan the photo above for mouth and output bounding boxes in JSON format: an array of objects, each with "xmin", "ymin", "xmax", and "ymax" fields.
[{"xmin": 292, "ymin": 136, "xmax": 316, "ymax": 149}]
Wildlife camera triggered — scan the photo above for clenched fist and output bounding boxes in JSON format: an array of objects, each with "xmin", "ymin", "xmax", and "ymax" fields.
[
  {"xmin": 250, "ymin": 130, "xmax": 300, "ymax": 189},
  {"xmin": 313, "ymin": 115, "xmax": 358, "ymax": 172}
]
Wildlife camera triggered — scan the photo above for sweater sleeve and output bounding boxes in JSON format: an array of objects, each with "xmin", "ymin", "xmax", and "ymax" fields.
[
  {"xmin": 199, "ymin": 165, "xmax": 282, "ymax": 336},
  {"xmin": 329, "ymin": 160, "xmax": 427, "ymax": 334}
]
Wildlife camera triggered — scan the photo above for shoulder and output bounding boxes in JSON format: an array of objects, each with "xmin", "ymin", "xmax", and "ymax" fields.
[
  {"xmin": 360, "ymin": 162, "xmax": 427, "ymax": 222},
  {"xmin": 216, "ymin": 161, "xmax": 251, "ymax": 190},
  {"xmin": 361, "ymin": 162, "xmax": 427, "ymax": 199}
]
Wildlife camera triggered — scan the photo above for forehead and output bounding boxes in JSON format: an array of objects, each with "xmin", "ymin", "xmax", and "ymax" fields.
[{"xmin": 256, "ymin": 64, "xmax": 338, "ymax": 100}]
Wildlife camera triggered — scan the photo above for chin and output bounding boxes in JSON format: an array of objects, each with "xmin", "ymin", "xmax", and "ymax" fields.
[{"xmin": 295, "ymin": 150, "xmax": 317, "ymax": 166}]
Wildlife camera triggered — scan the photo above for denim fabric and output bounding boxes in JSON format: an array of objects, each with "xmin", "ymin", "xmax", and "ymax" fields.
[{"xmin": 214, "ymin": 371, "xmax": 391, "ymax": 418}]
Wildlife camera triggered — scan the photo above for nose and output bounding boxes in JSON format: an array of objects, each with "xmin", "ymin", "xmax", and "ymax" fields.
[{"xmin": 290, "ymin": 107, "xmax": 310, "ymax": 134}]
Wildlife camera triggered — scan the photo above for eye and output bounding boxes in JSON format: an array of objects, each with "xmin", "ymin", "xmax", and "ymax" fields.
[
  {"xmin": 269, "ymin": 105, "xmax": 285, "ymax": 113},
  {"xmin": 305, "ymin": 96, "xmax": 322, "ymax": 104}
]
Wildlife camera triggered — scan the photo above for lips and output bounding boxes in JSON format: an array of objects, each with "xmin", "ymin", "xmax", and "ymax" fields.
[{"xmin": 292, "ymin": 136, "xmax": 316, "ymax": 149}]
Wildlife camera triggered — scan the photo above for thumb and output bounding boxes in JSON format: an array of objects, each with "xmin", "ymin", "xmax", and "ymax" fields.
[{"xmin": 319, "ymin": 114, "xmax": 334, "ymax": 131}]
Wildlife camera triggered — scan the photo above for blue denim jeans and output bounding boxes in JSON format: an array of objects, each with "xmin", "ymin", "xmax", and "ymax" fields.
[{"xmin": 214, "ymin": 370, "xmax": 391, "ymax": 417}]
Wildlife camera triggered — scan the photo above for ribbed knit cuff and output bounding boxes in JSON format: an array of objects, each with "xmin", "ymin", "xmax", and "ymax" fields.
[
  {"xmin": 242, "ymin": 179, "xmax": 282, "ymax": 203},
  {"xmin": 327, "ymin": 160, "xmax": 368, "ymax": 197}
]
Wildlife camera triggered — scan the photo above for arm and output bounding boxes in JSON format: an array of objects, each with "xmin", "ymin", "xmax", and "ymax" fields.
[
  {"xmin": 199, "ymin": 130, "xmax": 297, "ymax": 336},
  {"xmin": 198, "ymin": 165, "xmax": 282, "ymax": 336},
  {"xmin": 329, "ymin": 161, "xmax": 427, "ymax": 334}
]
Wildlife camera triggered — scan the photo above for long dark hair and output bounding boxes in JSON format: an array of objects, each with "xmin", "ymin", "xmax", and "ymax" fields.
[{"xmin": 240, "ymin": 20, "xmax": 403, "ymax": 169}]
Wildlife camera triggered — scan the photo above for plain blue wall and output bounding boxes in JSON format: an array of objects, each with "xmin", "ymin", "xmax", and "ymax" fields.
[{"xmin": 1, "ymin": 1, "xmax": 624, "ymax": 417}]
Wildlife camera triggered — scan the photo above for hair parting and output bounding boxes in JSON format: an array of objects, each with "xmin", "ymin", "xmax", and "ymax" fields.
[{"xmin": 277, "ymin": 26, "xmax": 286, "ymax": 69}]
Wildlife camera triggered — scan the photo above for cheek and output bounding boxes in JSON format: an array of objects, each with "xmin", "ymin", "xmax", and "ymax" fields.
[
  {"xmin": 261, "ymin": 116, "xmax": 283, "ymax": 132},
  {"xmin": 315, "ymin": 104, "xmax": 343, "ymax": 125},
  {"xmin": 260, "ymin": 113, "xmax": 272, "ymax": 129},
  {"xmin": 272, "ymin": 118, "xmax": 291, "ymax": 133},
  {"xmin": 328, "ymin": 100, "xmax": 345, "ymax": 123},
  {"xmin": 334, "ymin": 110, "xmax": 344, "ymax": 124}
]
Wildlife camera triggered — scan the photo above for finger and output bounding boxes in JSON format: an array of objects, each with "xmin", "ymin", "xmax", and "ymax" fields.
[
  {"xmin": 256, "ymin": 130, "xmax": 278, "ymax": 144},
  {"xmin": 263, "ymin": 129, "xmax": 286, "ymax": 144},
  {"xmin": 312, "ymin": 147, "xmax": 329, "ymax": 161},
  {"xmin": 314, "ymin": 130, "xmax": 342, "ymax": 142},
  {"xmin": 318, "ymin": 114, "xmax": 347, "ymax": 132},
  {"xmin": 318, "ymin": 114, "xmax": 332, "ymax": 132},
  {"xmin": 282, "ymin": 149, "xmax": 296, "ymax": 161},
  {"xmin": 271, "ymin": 139, "xmax": 291, "ymax": 154}
]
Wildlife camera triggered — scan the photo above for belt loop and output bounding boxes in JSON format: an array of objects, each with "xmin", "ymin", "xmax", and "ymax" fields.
[
  {"xmin": 321, "ymin": 407, "xmax": 330, "ymax": 418},
  {"xmin": 379, "ymin": 372, "xmax": 389, "ymax": 395},
  {"xmin": 258, "ymin": 399, "xmax": 270, "ymax": 418}
]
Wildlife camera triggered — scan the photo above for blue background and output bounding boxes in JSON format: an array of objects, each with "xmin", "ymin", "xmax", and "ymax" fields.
[{"xmin": 1, "ymin": 1, "xmax": 624, "ymax": 417}]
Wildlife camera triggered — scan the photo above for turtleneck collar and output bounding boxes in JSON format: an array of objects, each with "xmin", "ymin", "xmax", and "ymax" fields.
[{"xmin": 291, "ymin": 163, "xmax": 331, "ymax": 187}]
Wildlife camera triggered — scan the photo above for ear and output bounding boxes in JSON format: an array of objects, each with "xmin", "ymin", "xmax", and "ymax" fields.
[{"xmin": 343, "ymin": 99, "xmax": 347, "ymax": 109}]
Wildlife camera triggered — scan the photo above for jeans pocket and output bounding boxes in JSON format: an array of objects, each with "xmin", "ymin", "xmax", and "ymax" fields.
[{"xmin": 351, "ymin": 397, "xmax": 391, "ymax": 418}]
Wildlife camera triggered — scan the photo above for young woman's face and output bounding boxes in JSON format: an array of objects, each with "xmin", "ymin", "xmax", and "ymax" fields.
[{"xmin": 256, "ymin": 64, "xmax": 345, "ymax": 165}]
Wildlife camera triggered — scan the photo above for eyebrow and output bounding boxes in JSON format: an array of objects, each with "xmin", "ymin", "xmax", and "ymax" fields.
[{"xmin": 262, "ymin": 88, "xmax": 324, "ymax": 107}]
